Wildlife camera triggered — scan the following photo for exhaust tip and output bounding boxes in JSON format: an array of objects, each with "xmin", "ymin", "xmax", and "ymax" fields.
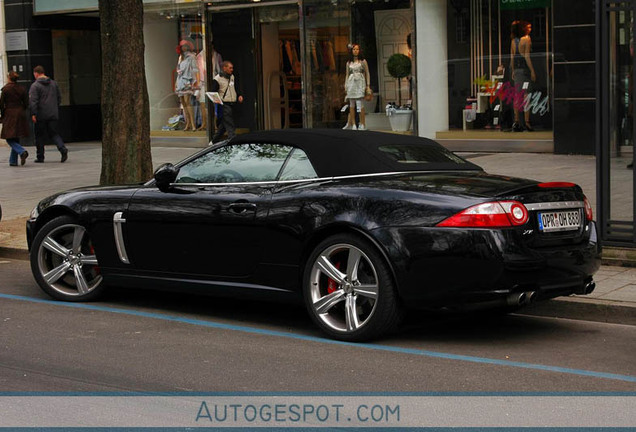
[
  {"xmin": 507, "ymin": 292, "xmax": 527, "ymax": 306},
  {"xmin": 575, "ymin": 280, "xmax": 596, "ymax": 295},
  {"xmin": 525, "ymin": 291, "xmax": 537, "ymax": 303}
]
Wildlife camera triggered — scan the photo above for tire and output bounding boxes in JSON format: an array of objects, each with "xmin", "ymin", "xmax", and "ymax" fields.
[
  {"xmin": 30, "ymin": 215, "xmax": 105, "ymax": 301},
  {"xmin": 303, "ymin": 233, "xmax": 403, "ymax": 341}
]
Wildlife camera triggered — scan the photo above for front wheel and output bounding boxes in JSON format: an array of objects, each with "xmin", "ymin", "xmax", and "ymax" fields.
[
  {"xmin": 30, "ymin": 215, "xmax": 105, "ymax": 301},
  {"xmin": 303, "ymin": 234, "xmax": 403, "ymax": 341}
]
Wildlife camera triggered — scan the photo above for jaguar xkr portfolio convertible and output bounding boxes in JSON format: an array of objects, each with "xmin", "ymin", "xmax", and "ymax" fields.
[{"xmin": 27, "ymin": 130, "xmax": 600, "ymax": 341}]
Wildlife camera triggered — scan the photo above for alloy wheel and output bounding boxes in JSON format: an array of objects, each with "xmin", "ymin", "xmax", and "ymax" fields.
[
  {"xmin": 35, "ymin": 222, "xmax": 103, "ymax": 298},
  {"xmin": 308, "ymin": 243, "xmax": 379, "ymax": 333}
]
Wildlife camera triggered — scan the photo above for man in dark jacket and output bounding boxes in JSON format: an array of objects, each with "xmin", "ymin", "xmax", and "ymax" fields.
[{"xmin": 29, "ymin": 65, "xmax": 68, "ymax": 163}]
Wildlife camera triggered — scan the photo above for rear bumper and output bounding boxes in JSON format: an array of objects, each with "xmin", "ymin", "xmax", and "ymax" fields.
[{"xmin": 372, "ymin": 222, "xmax": 601, "ymax": 307}]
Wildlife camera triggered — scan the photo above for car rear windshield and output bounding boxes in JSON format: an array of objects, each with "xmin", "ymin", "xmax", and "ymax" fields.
[{"xmin": 378, "ymin": 144, "xmax": 469, "ymax": 165}]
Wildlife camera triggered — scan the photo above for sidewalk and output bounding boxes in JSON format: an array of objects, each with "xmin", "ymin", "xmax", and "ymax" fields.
[{"xmin": 0, "ymin": 141, "xmax": 634, "ymax": 325}]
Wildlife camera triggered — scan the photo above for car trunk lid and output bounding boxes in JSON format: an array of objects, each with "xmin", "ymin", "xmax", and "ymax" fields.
[{"xmin": 496, "ymin": 182, "xmax": 590, "ymax": 246}]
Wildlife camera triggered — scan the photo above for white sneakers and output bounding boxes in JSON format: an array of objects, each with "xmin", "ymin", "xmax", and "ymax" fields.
[{"xmin": 343, "ymin": 124, "xmax": 365, "ymax": 130}]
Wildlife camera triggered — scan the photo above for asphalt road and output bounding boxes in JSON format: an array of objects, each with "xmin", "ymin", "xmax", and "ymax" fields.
[{"xmin": 1, "ymin": 258, "xmax": 635, "ymax": 393}]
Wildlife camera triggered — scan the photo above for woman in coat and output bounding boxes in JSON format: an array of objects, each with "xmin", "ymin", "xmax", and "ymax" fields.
[{"xmin": 0, "ymin": 71, "xmax": 29, "ymax": 166}]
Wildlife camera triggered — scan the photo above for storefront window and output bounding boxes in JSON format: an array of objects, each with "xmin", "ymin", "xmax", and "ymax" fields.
[
  {"xmin": 144, "ymin": 3, "xmax": 207, "ymax": 138},
  {"xmin": 257, "ymin": 4, "xmax": 302, "ymax": 129},
  {"xmin": 302, "ymin": 0, "xmax": 413, "ymax": 133},
  {"xmin": 143, "ymin": 0, "xmax": 414, "ymax": 138},
  {"xmin": 444, "ymin": 0, "xmax": 552, "ymax": 138},
  {"xmin": 301, "ymin": 1, "xmax": 350, "ymax": 129},
  {"xmin": 608, "ymin": 8, "xmax": 634, "ymax": 224}
]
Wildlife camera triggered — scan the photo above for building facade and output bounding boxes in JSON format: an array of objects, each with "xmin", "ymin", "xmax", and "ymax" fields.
[
  {"xmin": 3, "ymin": 0, "xmax": 635, "ymax": 246},
  {"xmin": 597, "ymin": 0, "xmax": 636, "ymax": 246},
  {"xmin": 4, "ymin": 0, "xmax": 101, "ymax": 144}
]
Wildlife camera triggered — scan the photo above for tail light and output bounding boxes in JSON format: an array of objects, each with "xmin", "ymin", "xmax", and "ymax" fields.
[
  {"xmin": 538, "ymin": 182, "xmax": 576, "ymax": 188},
  {"xmin": 437, "ymin": 200, "xmax": 529, "ymax": 228},
  {"xmin": 584, "ymin": 196, "xmax": 593, "ymax": 221}
]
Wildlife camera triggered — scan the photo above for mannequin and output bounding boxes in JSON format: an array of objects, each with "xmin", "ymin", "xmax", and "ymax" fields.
[
  {"xmin": 208, "ymin": 41, "xmax": 223, "ymax": 131},
  {"xmin": 342, "ymin": 43, "xmax": 370, "ymax": 131},
  {"xmin": 175, "ymin": 40, "xmax": 199, "ymax": 131},
  {"xmin": 196, "ymin": 46, "xmax": 207, "ymax": 130},
  {"xmin": 510, "ymin": 20, "xmax": 536, "ymax": 132}
]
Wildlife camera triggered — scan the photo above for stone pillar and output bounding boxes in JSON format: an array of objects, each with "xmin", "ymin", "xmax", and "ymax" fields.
[{"xmin": 415, "ymin": 0, "xmax": 448, "ymax": 139}]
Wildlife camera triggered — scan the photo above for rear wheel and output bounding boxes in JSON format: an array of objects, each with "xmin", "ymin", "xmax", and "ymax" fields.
[
  {"xmin": 30, "ymin": 215, "xmax": 105, "ymax": 301},
  {"xmin": 303, "ymin": 234, "xmax": 402, "ymax": 341}
]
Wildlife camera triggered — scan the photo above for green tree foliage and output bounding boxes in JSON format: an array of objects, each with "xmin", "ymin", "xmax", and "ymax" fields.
[
  {"xmin": 387, "ymin": 53, "xmax": 412, "ymax": 106},
  {"xmin": 387, "ymin": 53, "xmax": 411, "ymax": 79}
]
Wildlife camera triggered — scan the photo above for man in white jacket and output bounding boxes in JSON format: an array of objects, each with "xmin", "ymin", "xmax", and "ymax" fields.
[{"xmin": 211, "ymin": 61, "xmax": 243, "ymax": 143}]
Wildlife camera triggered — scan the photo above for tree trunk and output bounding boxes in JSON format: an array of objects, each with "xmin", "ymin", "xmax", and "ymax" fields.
[{"xmin": 99, "ymin": 0, "xmax": 152, "ymax": 185}]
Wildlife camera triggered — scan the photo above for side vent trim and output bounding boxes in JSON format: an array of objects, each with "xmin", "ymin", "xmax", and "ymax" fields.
[{"xmin": 113, "ymin": 212, "xmax": 130, "ymax": 264}]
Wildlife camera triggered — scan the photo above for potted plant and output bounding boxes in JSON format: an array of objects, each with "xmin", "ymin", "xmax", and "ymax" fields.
[{"xmin": 386, "ymin": 53, "xmax": 413, "ymax": 132}]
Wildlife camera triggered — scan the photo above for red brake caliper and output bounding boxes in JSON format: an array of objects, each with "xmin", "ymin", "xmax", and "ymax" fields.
[
  {"xmin": 327, "ymin": 262, "xmax": 341, "ymax": 294},
  {"xmin": 90, "ymin": 245, "xmax": 100, "ymax": 274}
]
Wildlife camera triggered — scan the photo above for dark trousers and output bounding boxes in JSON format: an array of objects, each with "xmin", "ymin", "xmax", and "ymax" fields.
[
  {"xmin": 35, "ymin": 120, "xmax": 67, "ymax": 161},
  {"xmin": 212, "ymin": 103, "xmax": 236, "ymax": 143}
]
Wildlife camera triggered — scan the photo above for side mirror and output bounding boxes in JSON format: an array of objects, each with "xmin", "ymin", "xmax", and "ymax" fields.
[{"xmin": 154, "ymin": 163, "xmax": 179, "ymax": 192}]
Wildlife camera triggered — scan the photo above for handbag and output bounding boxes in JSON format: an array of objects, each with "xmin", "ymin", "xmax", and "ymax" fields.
[{"xmin": 364, "ymin": 86, "xmax": 373, "ymax": 101}]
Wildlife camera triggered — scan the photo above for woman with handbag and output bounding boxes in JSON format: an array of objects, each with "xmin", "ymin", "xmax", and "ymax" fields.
[
  {"xmin": 343, "ymin": 43, "xmax": 371, "ymax": 131},
  {"xmin": 0, "ymin": 71, "xmax": 29, "ymax": 166}
]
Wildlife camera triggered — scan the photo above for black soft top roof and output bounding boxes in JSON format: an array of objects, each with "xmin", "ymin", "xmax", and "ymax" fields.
[{"xmin": 228, "ymin": 129, "xmax": 482, "ymax": 177}]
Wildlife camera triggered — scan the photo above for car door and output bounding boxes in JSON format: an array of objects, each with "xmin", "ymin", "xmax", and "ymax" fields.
[
  {"xmin": 122, "ymin": 142, "xmax": 294, "ymax": 279},
  {"xmin": 254, "ymin": 147, "xmax": 321, "ymax": 291}
]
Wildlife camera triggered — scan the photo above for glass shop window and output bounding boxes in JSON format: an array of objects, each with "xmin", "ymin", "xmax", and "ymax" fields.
[{"xmin": 444, "ymin": 0, "xmax": 553, "ymax": 136}]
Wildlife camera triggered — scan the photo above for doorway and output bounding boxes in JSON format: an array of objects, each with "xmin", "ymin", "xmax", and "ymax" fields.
[
  {"xmin": 599, "ymin": 0, "xmax": 636, "ymax": 245},
  {"xmin": 208, "ymin": 8, "xmax": 259, "ymax": 134},
  {"xmin": 259, "ymin": 4, "xmax": 303, "ymax": 129},
  {"xmin": 208, "ymin": 3, "xmax": 301, "ymax": 133}
]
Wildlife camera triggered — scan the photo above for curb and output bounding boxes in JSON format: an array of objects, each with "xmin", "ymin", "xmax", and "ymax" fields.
[
  {"xmin": 601, "ymin": 246, "xmax": 636, "ymax": 268},
  {"xmin": 518, "ymin": 297, "xmax": 636, "ymax": 326},
  {"xmin": 0, "ymin": 246, "xmax": 28, "ymax": 261}
]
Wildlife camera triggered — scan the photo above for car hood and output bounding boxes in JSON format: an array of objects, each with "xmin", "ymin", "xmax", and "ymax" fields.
[{"xmin": 36, "ymin": 184, "xmax": 141, "ymax": 214}]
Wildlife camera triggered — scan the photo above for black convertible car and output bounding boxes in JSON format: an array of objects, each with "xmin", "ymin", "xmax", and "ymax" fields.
[{"xmin": 27, "ymin": 129, "xmax": 600, "ymax": 341}]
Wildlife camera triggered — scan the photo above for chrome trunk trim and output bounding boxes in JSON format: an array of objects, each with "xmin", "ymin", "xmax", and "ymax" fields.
[{"xmin": 525, "ymin": 201, "xmax": 584, "ymax": 211}]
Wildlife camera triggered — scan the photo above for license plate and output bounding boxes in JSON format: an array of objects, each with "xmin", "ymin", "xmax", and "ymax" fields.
[{"xmin": 538, "ymin": 210, "xmax": 582, "ymax": 232}]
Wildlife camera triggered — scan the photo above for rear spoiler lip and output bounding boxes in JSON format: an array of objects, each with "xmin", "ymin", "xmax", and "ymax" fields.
[{"xmin": 493, "ymin": 181, "xmax": 584, "ymax": 198}]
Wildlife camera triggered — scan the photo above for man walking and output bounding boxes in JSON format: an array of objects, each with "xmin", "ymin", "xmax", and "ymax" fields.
[
  {"xmin": 29, "ymin": 65, "xmax": 68, "ymax": 163},
  {"xmin": 211, "ymin": 61, "xmax": 243, "ymax": 143}
]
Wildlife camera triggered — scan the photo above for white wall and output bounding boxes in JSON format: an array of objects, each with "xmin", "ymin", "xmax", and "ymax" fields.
[
  {"xmin": 0, "ymin": 0, "xmax": 7, "ymax": 89},
  {"xmin": 144, "ymin": 15, "xmax": 180, "ymax": 130},
  {"xmin": 415, "ymin": 0, "xmax": 448, "ymax": 139}
]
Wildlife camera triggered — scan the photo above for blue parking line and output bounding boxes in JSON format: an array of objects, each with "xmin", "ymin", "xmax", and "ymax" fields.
[{"xmin": 2, "ymin": 293, "xmax": 636, "ymax": 384}]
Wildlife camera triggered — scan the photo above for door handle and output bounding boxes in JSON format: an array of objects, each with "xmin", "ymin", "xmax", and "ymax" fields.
[{"xmin": 228, "ymin": 202, "xmax": 257, "ymax": 213}]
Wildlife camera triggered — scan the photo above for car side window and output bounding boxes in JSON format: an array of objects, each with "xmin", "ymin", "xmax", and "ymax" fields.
[
  {"xmin": 175, "ymin": 143, "xmax": 293, "ymax": 184},
  {"xmin": 279, "ymin": 148, "xmax": 318, "ymax": 181}
]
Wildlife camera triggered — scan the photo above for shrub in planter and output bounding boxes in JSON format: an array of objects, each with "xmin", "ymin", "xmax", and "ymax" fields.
[{"xmin": 386, "ymin": 53, "xmax": 411, "ymax": 107}]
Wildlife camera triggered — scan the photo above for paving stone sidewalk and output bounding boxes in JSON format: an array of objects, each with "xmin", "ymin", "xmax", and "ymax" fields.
[{"xmin": 0, "ymin": 142, "xmax": 634, "ymax": 325}]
